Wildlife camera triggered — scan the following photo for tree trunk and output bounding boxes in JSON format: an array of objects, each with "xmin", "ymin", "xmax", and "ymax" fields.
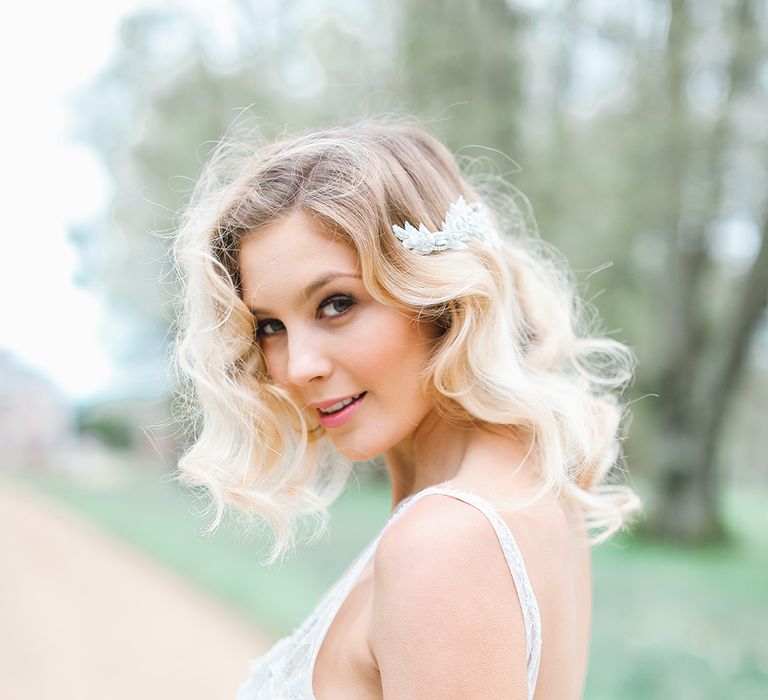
[
  {"xmin": 646, "ymin": 0, "xmax": 767, "ymax": 543},
  {"xmin": 648, "ymin": 417, "xmax": 725, "ymax": 543}
]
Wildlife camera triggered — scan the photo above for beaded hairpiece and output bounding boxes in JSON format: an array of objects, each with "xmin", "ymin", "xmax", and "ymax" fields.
[{"xmin": 392, "ymin": 196, "xmax": 500, "ymax": 255}]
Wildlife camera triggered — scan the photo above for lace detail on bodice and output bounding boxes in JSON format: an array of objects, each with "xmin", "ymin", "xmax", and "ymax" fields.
[{"xmin": 236, "ymin": 483, "xmax": 542, "ymax": 700}]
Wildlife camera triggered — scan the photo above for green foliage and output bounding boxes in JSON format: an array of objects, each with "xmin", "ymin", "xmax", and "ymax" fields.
[{"xmin": 76, "ymin": 409, "xmax": 134, "ymax": 450}]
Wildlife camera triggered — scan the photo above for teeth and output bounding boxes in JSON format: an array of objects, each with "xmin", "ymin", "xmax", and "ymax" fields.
[{"xmin": 319, "ymin": 394, "xmax": 360, "ymax": 414}]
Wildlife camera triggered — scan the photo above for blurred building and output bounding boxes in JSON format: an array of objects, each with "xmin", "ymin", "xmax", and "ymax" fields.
[{"xmin": 0, "ymin": 351, "xmax": 75, "ymax": 467}]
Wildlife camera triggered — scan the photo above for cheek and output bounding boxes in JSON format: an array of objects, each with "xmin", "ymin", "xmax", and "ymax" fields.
[
  {"xmin": 356, "ymin": 317, "xmax": 435, "ymax": 394},
  {"xmin": 356, "ymin": 344, "xmax": 394, "ymax": 377},
  {"xmin": 259, "ymin": 342, "xmax": 286, "ymax": 384}
]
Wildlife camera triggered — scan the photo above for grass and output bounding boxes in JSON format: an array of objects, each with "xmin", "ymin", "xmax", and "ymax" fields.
[{"xmin": 10, "ymin": 458, "xmax": 768, "ymax": 699}]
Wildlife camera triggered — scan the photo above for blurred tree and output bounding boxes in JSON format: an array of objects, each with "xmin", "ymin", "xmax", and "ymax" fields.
[
  {"xmin": 72, "ymin": 9, "xmax": 217, "ymax": 382},
  {"xmin": 635, "ymin": 0, "xmax": 768, "ymax": 541},
  {"xmin": 394, "ymin": 0, "xmax": 526, "ymax": 153},
  {"xmin": 77, "ymin": 408, "xmax": 133, "ymax": 450}
]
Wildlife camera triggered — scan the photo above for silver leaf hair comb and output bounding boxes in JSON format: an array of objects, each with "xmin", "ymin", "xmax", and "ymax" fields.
[{"xmin": 392, "ymin": 196, "xmax": 501, "ymax": 255}]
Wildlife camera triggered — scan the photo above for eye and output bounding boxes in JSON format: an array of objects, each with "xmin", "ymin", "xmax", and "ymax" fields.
[
  {"xmin": 255, "ymin": 318, "xmax": 284, "ymax": 338},
  {"xmin": 319, "ymin": 294, "xmax": 356, "ymax": 319}
]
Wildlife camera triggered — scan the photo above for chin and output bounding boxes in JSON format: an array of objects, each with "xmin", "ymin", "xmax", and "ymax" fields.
[
  {"xmin": 333, "ymin": 442, "xmax": 383, "ymax": 463},
  {"xmin": 329, "ymin": 432, "xmax": 394, "ymax": 463}
]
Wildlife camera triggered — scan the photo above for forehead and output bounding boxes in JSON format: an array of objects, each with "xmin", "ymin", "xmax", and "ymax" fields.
[{"xmin": 238, "ymin": 210, "xmax": 360, "ymax": 305}]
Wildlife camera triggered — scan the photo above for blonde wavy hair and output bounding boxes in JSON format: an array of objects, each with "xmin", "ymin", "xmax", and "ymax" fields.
[{"xmin": 172, "ymin": 119, "xmax": 640, "ymax": 562}]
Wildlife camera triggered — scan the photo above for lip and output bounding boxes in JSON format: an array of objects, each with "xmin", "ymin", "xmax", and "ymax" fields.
[
  {"xmin": 314, "ymin": 392, "xmax": 366, "ymax": 429},
  {"xmin": 310, "ymin": 393, "xmax": 363, "ymax": 410}
]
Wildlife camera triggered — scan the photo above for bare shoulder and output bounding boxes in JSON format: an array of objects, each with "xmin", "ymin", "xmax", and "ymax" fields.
[
  {"xmin": 369, "ymin": 494, "xmax": 530, "ymax": 699},
  {"xmin": 374, "ymin": 493, "xmax": 507, "ymax": 579}
]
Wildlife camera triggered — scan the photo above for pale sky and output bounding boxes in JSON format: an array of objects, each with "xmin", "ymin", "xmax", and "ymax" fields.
[{"xmin": 0, "ymin": 0, "xmax": 146, "ymax": 401}]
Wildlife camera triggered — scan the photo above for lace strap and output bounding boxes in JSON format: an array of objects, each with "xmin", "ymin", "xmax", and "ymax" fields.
[{"xmin": 385, "ymin": 484, "xmax": 542, "ymax": 700}]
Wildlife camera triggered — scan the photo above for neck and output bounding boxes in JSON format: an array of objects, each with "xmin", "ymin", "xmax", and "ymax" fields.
[
  {"xmin": 383, "ymin": 410, "xmax": 470, "ymax": 508},
  {"xmin": 383, "ymin": 410, "xmax": 537, "ymax": 510},
  {"xmin": 385, "ymin": 411, "xmax": 537, "ymax": 509}
]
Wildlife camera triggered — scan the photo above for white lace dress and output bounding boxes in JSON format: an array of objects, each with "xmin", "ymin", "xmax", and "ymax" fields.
[{"xmin": 236, "ymin": 482, "xmax": 542, "ymax": 700}]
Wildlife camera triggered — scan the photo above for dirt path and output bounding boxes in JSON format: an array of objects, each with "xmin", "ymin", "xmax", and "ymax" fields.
[{"xmin": 0, "ymin": 477, "xmax": 274, "ymax": 700}]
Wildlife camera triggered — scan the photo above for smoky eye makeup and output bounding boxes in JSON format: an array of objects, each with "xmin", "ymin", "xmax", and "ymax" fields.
[
  {"xmin": 318, "ymin": 293, "xmax": 357, "ymax": 318},
  {"xmin": 254, "ymin": 318, "xmax": 284, "ymax": 338},
  {"xmin": 253, "ymin": 291, "xmax": 358, "ymax": 340}
]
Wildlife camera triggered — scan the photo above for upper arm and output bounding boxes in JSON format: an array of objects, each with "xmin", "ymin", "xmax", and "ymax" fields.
[{"xmin": 369, "ymin": 495, "xmax": 530, "ymax": 699}]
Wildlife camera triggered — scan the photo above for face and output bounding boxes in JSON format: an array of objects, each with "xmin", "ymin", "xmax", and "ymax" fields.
[{"xmin": 239, "ymin": 210, "xmax": 440, "ymax": 461}]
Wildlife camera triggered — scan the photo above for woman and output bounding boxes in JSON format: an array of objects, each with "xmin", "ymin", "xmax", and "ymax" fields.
[{"xmin": 173, "ymin": 120, "xmax": 640, "ymax": 699}]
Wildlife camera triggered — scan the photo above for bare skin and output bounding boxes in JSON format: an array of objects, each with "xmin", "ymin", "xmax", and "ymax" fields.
[
  {"xmin": 239, "ymin": 211, "xmax": 592, "ymax": 699},
  {"xmin": 312, "ymin": 433, "xmax": 592, "ymax": 700}
]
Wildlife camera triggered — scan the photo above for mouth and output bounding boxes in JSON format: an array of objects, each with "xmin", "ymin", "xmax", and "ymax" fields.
[{"xmin": 315, "ymin": 392, "xmax": 366, "ymax": 428}]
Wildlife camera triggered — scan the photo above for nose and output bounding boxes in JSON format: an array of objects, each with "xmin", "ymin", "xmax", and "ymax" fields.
[{"xmin": 284, "ymin": 330, "xmax": 333, "ymax": 387}]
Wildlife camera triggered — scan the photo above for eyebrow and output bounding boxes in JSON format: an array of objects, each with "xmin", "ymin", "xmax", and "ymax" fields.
[{"xmin": 247, "ymin": 272, "xmax": 362, "ymax": 315}]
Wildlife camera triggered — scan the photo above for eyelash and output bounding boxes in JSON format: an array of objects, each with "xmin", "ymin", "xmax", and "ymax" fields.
[{"xmin": 255, "ymin": 294, "xmax": 357, "ymax": 339}]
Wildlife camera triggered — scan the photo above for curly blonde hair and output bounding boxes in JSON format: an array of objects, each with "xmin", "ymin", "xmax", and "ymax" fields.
[{"xmin": 172, "ymin": 119, "xmax": 640, "ymax": 561}]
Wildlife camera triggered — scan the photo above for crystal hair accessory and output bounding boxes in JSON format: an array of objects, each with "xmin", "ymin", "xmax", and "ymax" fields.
[{"xmin": 392, "ymin": 196, "xmax": 501, "ymax": 255}]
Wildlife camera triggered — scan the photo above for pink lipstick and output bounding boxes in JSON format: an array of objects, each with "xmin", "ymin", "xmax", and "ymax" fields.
[{"xmin": 314, "ymin": 392, "xmax": 366, "ymax": 429}]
